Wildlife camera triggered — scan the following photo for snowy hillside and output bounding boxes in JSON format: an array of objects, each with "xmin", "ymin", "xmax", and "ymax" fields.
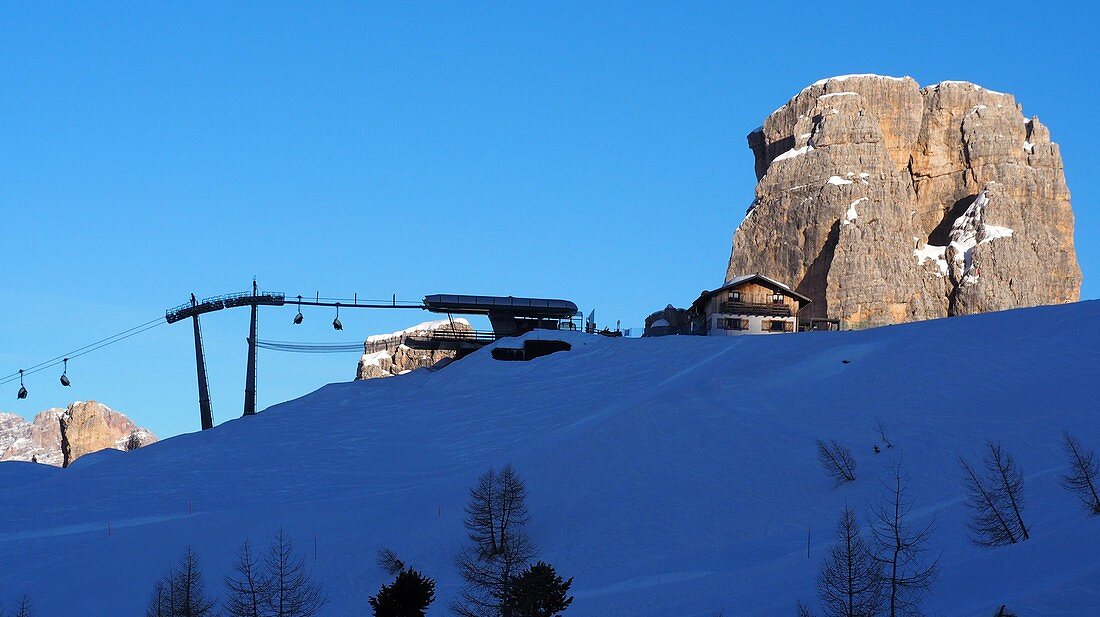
[{"xmin": 2, "ymin": 302, "xmax": 1099, "ymax": 616}]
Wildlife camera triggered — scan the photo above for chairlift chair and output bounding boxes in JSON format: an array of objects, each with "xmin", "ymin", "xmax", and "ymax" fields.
[
  {"xmin": 17, "ymin": 369, "xmax": 27, "ymax": 399},
  {"xmin": 332, "ymin": 304, "xmax": 343, "ymax": 331},
  {"xmin": 293, "ymin": 295, "xmax": 304, "ymax": 324},
  {"xmin": 60, "ymin": 358, "xmax": 71, "ymax": 387}
]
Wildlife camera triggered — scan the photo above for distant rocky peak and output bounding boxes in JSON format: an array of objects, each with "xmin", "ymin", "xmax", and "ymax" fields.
[{"xmin": 0, "ymin": 401, "xmax": 156, "ymax": 467}]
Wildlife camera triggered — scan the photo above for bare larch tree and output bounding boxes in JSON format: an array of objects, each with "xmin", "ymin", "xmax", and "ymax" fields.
[
  {"xmin": 146, "ymin": 579, "xmax": 172, "ymax": 617},
  {"xmin": 11, "ymin": 596, "xmax": 33, "ymax": 617},
  {"xmin": 960, "ymin": 441, "xmax": 1030, "ymax": 547},
  {"xmin": 1060, "ymin": 431, "xmax": 1100, "ymax": 515},
  {"xmin": 224, "ymin": 539, "xmax": 272, "ymax": 617},
  {"xmin": 265, "ymin": 529, "xmax": 327, "ymax": 617},
  {"xmin": 454, "ymin": 464, "xmax": 536, "ymax": 617},
  {"xmin": 817, "ymin": 440, "xmax": 858, "ymax": 485},
  {"xmin": 818, "ymin": 506, "xmax": 883, "ymax": 617},
  {"xmin": 875, "ymin": 419, "xmax": 893, "ymax": 449},
  {"xmin": 795, "ymin": 599, "xmax": 817, "ymax": 617},
  {"xmin": 146, "ymin": 546, "xmax": 217, "ymax": 617},
  {"xmin": 870, "ymin": 464, "xmax": 938, "ymax": 617},
  {"xmin": 376, "ymin": 547, "xmax": 407, "ymax": 577}
]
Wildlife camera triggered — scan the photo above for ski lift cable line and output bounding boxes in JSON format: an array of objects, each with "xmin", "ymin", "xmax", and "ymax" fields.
[
  {"xmin": 253, "ymin": 340, "xmax": 365, "ymax": 354},
  {"xmin": 0, "ymin": 318, "xmax": 166, "ymax": 386},
  {"xmin": 0, "ymin": 315, "xmax": 165, "ymax": 381},
  {"xmin": 0, "ymin": 320, "xmax": 166, "ymax": 385}
]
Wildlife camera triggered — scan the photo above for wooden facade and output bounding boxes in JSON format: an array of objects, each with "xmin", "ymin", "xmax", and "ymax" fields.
[{"xmin": 688, "ymin": 275, "xmax": 810, "ymax": 336}]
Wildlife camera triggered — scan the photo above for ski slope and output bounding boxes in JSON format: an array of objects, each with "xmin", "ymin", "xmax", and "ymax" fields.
[{"xmin": 2, "ymin": 301, "xmax": 1099, "ymax": 616}]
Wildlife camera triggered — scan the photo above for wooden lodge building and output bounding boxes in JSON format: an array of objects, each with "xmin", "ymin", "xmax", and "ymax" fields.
[{"xmin": 687, "ymin": 274, "xmax": 812, "ymax": 335}]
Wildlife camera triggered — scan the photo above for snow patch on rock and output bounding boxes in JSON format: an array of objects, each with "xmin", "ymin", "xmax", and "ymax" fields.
[
  {"xmin": 914, "ymin": 243, "xmax": 949, "ymax": 276},
  {"xmin": 366, "ymin": 319, "xmax": 471, "ymax": 344},
  {"xmin": 806, "ymin": 74, "xmax": 907, "ymax": 91},
  {"xmin": 945, "ymin": 190, "xmax": 1014, "ymax": 284},
  {"xmin": 843, "ymin": 198, "xmax": 866, "ymax": 224},
  {"xmin": 773, "ymin": 145, "xmax": 814, "ymax": 162}
]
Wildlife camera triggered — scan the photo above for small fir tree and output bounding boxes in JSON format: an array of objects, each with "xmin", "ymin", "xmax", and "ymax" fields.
[
  {"xmin": 368, "ymin": 568, "xmax": 436, "ymax": 617},
  {"xmin": 507, "ymin": 562, "xmax": 573, "ymax": 617}
]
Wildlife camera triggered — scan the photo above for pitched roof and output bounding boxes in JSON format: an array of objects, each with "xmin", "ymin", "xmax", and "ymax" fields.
[{"xmin": 691, "ymin": 274, "xmax": 812, "ymax": 311}]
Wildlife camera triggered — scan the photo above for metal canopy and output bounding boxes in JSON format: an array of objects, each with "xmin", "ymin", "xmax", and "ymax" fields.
[
  {"xmin": 166, "ymin": 291, "xmax": 286, "ymax": 324},
  {"xmin": 423, "ymin": 294, "xmax": 579, "ymax": 319}
]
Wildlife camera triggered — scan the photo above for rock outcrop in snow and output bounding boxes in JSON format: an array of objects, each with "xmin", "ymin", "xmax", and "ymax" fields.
[
  {"xmin": 728, "ymin": 75, "xmax": 1080, "ymax": 326},
  {"xmin": 355, "ymin": 319, "xmax": 474, "ymax": 380},
  {"xmin": 0, "ymin": 401, "xmax": 155, "ymax": 467}
]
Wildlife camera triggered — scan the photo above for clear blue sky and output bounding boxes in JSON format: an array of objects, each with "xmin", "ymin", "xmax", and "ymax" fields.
[{"xmin": 2, "ymin": 2, "xmax": 1096, "ymax": 438}]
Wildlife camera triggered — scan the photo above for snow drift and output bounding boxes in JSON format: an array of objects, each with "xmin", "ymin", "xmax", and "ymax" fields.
[{"xmin": 2, "ymin": 302, "xmax": 1099, "ymax": 615}]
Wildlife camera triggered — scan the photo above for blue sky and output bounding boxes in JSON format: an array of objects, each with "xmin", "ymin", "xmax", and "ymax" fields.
[{"xmin": 2, "ymin": 2, "xmax": 1096, "ymax": 438}]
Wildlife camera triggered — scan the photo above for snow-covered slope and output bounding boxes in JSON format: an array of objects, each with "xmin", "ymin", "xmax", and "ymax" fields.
[{"xmin": 2, "ymin": 302, "xmax": 1099, "ymax": 615}]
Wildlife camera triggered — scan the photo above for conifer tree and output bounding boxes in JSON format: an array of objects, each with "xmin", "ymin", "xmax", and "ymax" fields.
[
  {"xmin": 960, "ymin": 442, "xmax": 1029, "ymax": 547},
  {"xmin": 11, "ymin": 595, "xmax": 33, "ymax": 617},
  {"xmin": 454, "ymin": 465, "xmax": 536, "ymax": 617},
  {"xmin": 146, "ymin": 547, "xmax": 217, "ymax": 617},
  {"xmin": 817, "ymin": 440, "xmax": 858, "ymax": 486},
  {"xmin": 1060, "ymin": 432, "xmax": 1100, "ymax": 515},
  {"xmin": 870, "ymin": 464, "xmax": 937, "ymax": 617},
  {"xmin": 368, "ymin": 568, "xmax": 436, "ymax": 617},
  {"xmin": 817, "ymin": 507, "xmax": 883, "ymax": 617},
  {"xmin": 265, "ymin": 529, "xmax": 326, "ymax": 617},
  {"xmin": 507, "ymin": 561, "xmax": 573, "ymax": 617},
  {"xmin": 224, "ymin": 539, "xmax": 272, "ymax": 617}
]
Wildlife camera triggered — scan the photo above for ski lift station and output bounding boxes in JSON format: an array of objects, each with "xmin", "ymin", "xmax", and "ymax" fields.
[{"xmin": 163, "ymin": 285, "xmax": 581, "ymax": 430}]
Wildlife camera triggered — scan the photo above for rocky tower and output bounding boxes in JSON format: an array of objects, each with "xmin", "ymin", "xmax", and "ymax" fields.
[{"xmin": 727, "ymin": 75, "xmax": 1080, "ymax": 326}]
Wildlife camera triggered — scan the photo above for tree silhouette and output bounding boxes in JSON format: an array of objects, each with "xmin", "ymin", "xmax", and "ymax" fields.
[{"xmin": 369, "ymin": 568, "xmax": 436, "ymax": 617}]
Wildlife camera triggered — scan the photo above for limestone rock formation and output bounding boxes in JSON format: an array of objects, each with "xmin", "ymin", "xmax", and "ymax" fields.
[
  {"xmin": 356, "ymin": 319, "xmax": 474, "ymax": 380},
  {"xmin": 727, "ymin": 75, "xmax": 1080, "ymax": 326},
  {"xmin": 0, "ymin": 401, "xmax": 155, "ymax": 467}
]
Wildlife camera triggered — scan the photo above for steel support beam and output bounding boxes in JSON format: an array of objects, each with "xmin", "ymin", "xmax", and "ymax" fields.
[
  {"xmin": 190, "ymin": 294, "xmax": 214, "ymax": 430},
  {"xmin": 244, "ymin": 282, "xmax": 258, "ymax": 417}
]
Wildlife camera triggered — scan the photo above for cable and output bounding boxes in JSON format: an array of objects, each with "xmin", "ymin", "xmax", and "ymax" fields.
[
  {"xmin": 254, "ymin": 339, "xmax": 365, "ymax": 354},
  {"xmin": 0, "ymin": 318, "xmax": 166, "ymax": 386},
  {"xmin": 1, "ymin": 315, "xmax": 164, "ymax": 382}
]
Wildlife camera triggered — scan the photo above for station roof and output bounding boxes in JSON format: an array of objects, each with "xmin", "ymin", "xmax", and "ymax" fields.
[{"xmin": 423, "ymin": 294, "xmax": 579, "ymax": 318}]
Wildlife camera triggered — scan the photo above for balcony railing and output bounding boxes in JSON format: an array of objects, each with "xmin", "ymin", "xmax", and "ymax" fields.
[
  {"xmin": 719, "ymin": 297, "xmax": 792, "ymax": 317},
  {"xmin": 364, "ymin": 329, "xmax": 501, "ymax": 353}
]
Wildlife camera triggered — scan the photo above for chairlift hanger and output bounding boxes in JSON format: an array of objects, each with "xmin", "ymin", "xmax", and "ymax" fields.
[
  {"xmin": 17, "ymin": 369, "xmax": 27, "ymax": 399},
  {"xmin": 293, "ymin": 295, "xmax": 304, "ymax": 325},
  {"xmin": 333, "ymin": 303, "xmax": 343, "ymax": 331},
  {"xmin": 60, "ymin": 358, "xmax": 71, "ymax": 387}
]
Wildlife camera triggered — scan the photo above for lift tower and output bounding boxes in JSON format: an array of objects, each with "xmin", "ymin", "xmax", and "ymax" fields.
[
  {"xmin": 243, "ymin": 280, "xmax": 259, "ymax": 417},
  {"xmin": 188, "ymin": 294, "xmax": 214, "ymax": 430}
]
